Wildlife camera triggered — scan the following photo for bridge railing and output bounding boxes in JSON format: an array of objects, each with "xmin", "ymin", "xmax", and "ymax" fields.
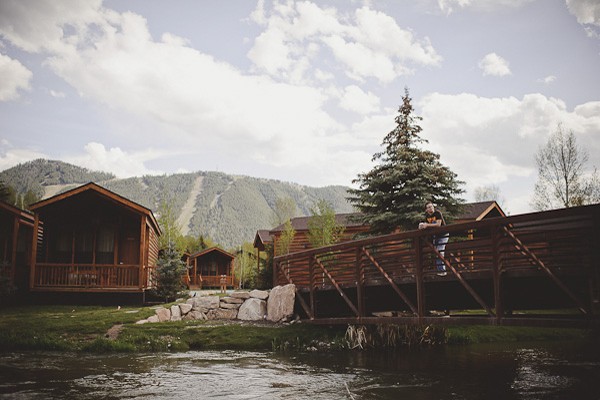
[{"xmin": 274, "ymin": 204, "xmax": 600, "ymax": 322}]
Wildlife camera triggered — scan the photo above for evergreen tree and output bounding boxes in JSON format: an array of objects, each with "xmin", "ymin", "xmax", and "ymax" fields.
[
  {"xmin": 0, "ymin": 181, "xmax": 9, "ymax": 202},
  {"xmin": 153, "ymin": 242, "xmax": 187, "ymax": 302},
  {"xmin": 348, "ymin": 88, "xmax": 464, "ymax": 234}
]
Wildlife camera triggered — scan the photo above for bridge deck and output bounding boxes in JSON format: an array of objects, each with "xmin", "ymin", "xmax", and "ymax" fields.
[{"xmin": 274, "ymin": 204, "xmax": 600, "ymax": 328}]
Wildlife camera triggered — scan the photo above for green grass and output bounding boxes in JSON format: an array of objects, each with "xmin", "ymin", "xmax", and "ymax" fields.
[{"xmin": 0, "ymin": 304, "xmax": 594, "ymax": 353}]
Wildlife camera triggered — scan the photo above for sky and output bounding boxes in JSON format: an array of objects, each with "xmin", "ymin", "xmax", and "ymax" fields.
[{"xmin": 1, "ymin": 0, "xmax": 599, "ymax": 215}]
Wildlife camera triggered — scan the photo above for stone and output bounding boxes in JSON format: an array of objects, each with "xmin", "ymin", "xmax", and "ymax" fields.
[
  {"xmin": 183, "ymin": 310, "xmax": 207, "ymax": 320},
  {"xmin": 267, "ymin": 284, "xmax": 296, "ymax": 322},
  {"xmin": 220, "ymin": 302, "xmax": 242, "ymax": 310},
  {"xmin": 237, "ymin": 298, "xmax": 267, "ymax": 321},
  {"xmin": 198, "ymin": 295, "xmax": 221, "ymax": 310},
  {"xmin": 179, "ymin": 303, "xmax": 193, "ymax": 315},
  {"xmin": 249, "ymin": 289, "xmax": 269, "ymax": 300},
  {"xmin": 170, "ymin": 305, "xmax": 181, "ymax": 319},
  {"xmin": 221, "ymin": 296, "xmax": 244, "ymax": 304},
  {"xmin": 135, "ymin": 319, "xmax": 148, "ymax": 325},
  {"xmin": 147, "ymin": 315, "xmax": 160, "ymax": 323},
  {"xmin": 155, "ymin": 307, "xmax": 171, "ymax": 322},
  {"xmin": 206, "ymin": 308, "xmax": 238, "ymax": 320},
  {"xmin": 230, "ymin": 291, "xmax": 251, "ymax": 299}
]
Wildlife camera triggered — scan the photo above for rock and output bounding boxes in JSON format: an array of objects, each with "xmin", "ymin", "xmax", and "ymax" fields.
[
  {"xmin": 237, "ymin": 298, "xmax": 267, "ymax": 321},
  {"xmin": 372, "ymin": 311, "xmax": 394, "ymax": 317},
  {"xmin": 179, "ymin": 303, "xmax": 193, "ymax": 315},
  {"xmin": 220, "ymin": 302, "xmax": 242, "ymax": 310},
  {"xmin": 249, "ymin": 289, "xmax": 269, "ymax": 300},
  {"xmin": 170, "ymin": 305, "xmax": 182, "ymax": 319},
  {"xmin": 206, "ymin": 308, "xmax": 238, "ymax": 320},
  {"xmin": 155, "ymin": 307, "xmax": 171, "ymax": 322},
  {"xmin": 183, "ymin": 310, "xmax": 207, "ymax": 320},
  {"xmin": 135, "ymin": 319, "xmax": 148, "ymax": 325},
  {"xmin": 147, "ymin": 315, "xmax": 160, "ymax": 323},
  {"xmin": 198, "ymin": 295, "xmax": 221, "ymax": 310},
  {"xmin": 230, "ymin": 291, "xmax": 251, "ymax": 300},
  {"xmin": 267, "ymin": 284, "xmax": 296, "ymax": 322},
  {"xmin": 221, "ymin": 296, "xmax": 244, "ymax": 304}
]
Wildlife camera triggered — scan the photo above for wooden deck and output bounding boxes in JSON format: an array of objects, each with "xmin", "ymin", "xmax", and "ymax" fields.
[{"xmin": 273, "ymin": 204, "xmax": 600, "ymax": 328}]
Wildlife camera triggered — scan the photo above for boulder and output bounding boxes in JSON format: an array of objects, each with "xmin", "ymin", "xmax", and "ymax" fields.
[
  {"xmin": 237, "ymin": 298, "xmax": 267, "ymax": 321},
  {"xmin": 155, "ymin": 307, "xmax": 171, "ymax": 322},
  {"xmin": 206, "ymin": 308, "xmax": 238, "ymax": 320},
  {"xmin": 220, "ymin": 302, "xmax": 242, "ymax": 310},
  {"xmin": 179, "ymin": 303, "xmax": 193, "ymax": 315},
  {"xmin": 147, "ymin": 315, "xmax": 160, "ymax": 323},
  {"xmin": 170, "ymin": 305, "xmax": 182, "ymax": 321},
  {"xmin": 266, "ymin": 284, "xmax": 296, "ymax": 322},
  {"xmin": 183, "ymin": 310, "xmax": 207, "ymax": 320},
  {"xmin": 249, "ymin": 289, "xmax": 269, "ymax": 300},
  {"xmin": 230, "ymin": 291, "xmax": 251, "ymax": 300},
  {"xmin": 221, "ymin": 296, "xmax": 244, "ymax": 304},
  {"xmin": 198, "ymin": 295, "xmax": 221, "ymax": 310}
]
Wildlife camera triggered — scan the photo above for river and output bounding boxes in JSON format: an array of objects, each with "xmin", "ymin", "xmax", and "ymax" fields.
[{"xmin": 1, "ymin": 340, "xmax": 599, "ymax": 399}]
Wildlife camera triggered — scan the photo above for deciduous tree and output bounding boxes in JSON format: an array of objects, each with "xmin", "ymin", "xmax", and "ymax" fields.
[
  {"xmin": 307, "ymin": 199, "xmax": 345, "ymax": 248},
  {"xmin": 532, "ymin": 123, "xmax": 600, "ymax": 210}
]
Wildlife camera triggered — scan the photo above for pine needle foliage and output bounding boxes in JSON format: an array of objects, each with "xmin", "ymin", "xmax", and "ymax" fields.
[
  {"xmin": 153, "ymin": 243, "xmax": 187, "ymax": 302},
  {"xmin": 348, "ymin": 88, "xmax": 464, "ymax": 234}
]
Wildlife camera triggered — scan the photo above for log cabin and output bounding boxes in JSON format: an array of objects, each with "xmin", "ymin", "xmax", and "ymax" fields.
[
  {"xmin": 27, "ymin": 182, "xmax": 161, "ymax": 296},
  {"xmin": 188, "ymin": 247, "xmax": 236, "ymax": 289},
  {"xmin": 0, "ymin": 200, "xmax": 35, "ymax": 294}
]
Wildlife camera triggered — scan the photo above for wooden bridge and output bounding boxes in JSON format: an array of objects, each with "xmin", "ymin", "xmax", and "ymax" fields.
[{"xmin": 273, "ymin": 204, "xmax": 600, "ymax": 328}]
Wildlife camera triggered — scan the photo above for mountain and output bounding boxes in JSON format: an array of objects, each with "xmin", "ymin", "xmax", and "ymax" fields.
[{"xmin": 0, "ymin": 159, "xmax": 354, "ymax": 248}]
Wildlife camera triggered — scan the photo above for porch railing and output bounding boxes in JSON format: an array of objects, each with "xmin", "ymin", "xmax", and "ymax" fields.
[
  {"xmin": 191, "ymin": 274, "xmax": 236, "ymax": 289},
  {"xmin": 33, "ymin": 263, "xmax": 141, "ymax": 289}
]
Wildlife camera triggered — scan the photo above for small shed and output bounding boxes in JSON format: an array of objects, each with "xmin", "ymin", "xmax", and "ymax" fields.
[
  {"xmin": 0, "ymin": 200, "xmax": 35, "ymax": 293},
  {"xmin": 188, "ymin": 247, "xmax": 236, "ymax": 289},
  {"xmin": 454, "ymin": 201, "xmax": 506, "ymax": 224},
  {"xmin": 28, "ymin": 182, "xmax": 161, "ymax": 294}
]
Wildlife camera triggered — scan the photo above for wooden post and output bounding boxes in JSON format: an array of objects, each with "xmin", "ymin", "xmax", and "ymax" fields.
[
  {"xmin": 29, "ymin": 214, "xmax": 40, "ymax": 290},
  {"xmin": 415, "ymin": 236, "xmax": 424, "ymax": 320},
  {"xmin": 355, "ymin": 247, "xmax": 365, "ymax": 318},
  {"xmin": 492, "ymin": 222, "xmax": 503, "ymax": 324},
  {"xmin": 10, "ymin": 216, "xmax": 19, "ymax": 283},
  {"xmin": 139, "ymin": 217, "xmax": 146, "ymax": 290},
  {"xmin": 309, "ymin": 255, "xmax": 315, "ymax": 318}
]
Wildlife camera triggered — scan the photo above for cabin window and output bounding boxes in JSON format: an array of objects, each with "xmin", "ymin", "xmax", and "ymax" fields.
[
  {"xmin": 74, "ymin": 230, "xmax": 93, "ymax": 264},
  {"xmin": 96, "ymin": 226, "xmax": 115, "ymax": 264}
]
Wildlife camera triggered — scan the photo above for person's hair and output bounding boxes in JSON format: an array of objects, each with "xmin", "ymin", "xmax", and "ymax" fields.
[{"xmin": 425, "ymin": 201, "xmax": 434, "ymax": 208}]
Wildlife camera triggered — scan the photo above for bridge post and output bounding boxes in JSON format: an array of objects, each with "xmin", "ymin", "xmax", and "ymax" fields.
[
  {"xmin": 492, "ymin": 222, "xmax": 503, "ymax": 324},
  {"xmin": 309, "ymin": 256, "xmax": 315, "ymax": 318},
  {"xmin": 356, "ymin": 247, "xmax": 365, "ymax": 318},
  {"xmin": 415, "ymin": 236, "xmax": 425, "ymax": 320}
]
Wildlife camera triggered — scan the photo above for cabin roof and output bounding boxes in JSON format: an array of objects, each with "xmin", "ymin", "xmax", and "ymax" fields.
[
  {"xmin": 190, "ymin": 246, "xmax": 235, "ymax": 260},
  {"xmin": 29, "ymin": 182, "xmax": 161, "ymax": 235},
  {"xmin": 270, "ymin": 212, "xmax": 366, "ymax": 233},
  {"xmin": 455, "ymin": 201, "xmax": 506, "ymax": 222},
  {"xmin": 253, "ymin": 229, "xmax": 272, "ymax": 250},
  {"xmin": 0, "ymin": 200, "xmax": 35, "ymax": 223}
]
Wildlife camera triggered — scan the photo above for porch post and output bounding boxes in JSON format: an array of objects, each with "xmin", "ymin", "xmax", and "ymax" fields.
[
  {"xmin": 139, "ymin": 217, "xmax": 147, "ymax": 290},
  {"xmin": 29, "ymin": 214, "xmax": 40, "ymax": 290},
  {"xmin": 10, "ymin": 216, "xmax": 19, "ymax": 283}
]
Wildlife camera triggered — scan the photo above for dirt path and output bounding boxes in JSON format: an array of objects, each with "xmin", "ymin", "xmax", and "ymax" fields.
[
  {"xmin": 177, "ymin": 175, "xmax": 204, "ymax": 236},
  {"xmin": 105, "ymin": 324, "xmax": 123, "ymax": 340}
]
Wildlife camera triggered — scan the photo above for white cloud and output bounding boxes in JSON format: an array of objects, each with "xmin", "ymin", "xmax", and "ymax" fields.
[
  {"xmin": 478, "ymin": 53, "xmax": 511, "ymax": 77},
  {"xmin": 427, "ymin": 0, "xmax": 535, "ymax": 15},
  {"xmin": 537, "ymin": 75, "xmax": 557, "ymax": 84},
  {"xmin": 338, "ymin": 85, "xmax": 380, "ymax": 114},
  {"xmin": 0, "ymin": 142, "xmax": 47, "ymax": 171},
  {"xmin": 566, "ymin": 0, "xmax": 600, "ymax": 26},
  {"xmin": 65, "ymin": 142, "xmax": 161, "ymax": 178},
  {"xmin": 418, "ymin": 92, "xmax": 600, "ymax": 214},
  {"xmin": 0, "ymin": 52, "xmax": 32, "ymax": 101},
  {"xmin": 248, "ymin": 1, "xmax": 441, "ymax": 83}
]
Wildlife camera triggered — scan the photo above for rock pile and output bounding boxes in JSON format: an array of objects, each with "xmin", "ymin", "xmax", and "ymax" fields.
[{"xmin": 136, "ymin": 284, "xmax": 296, "ymax": 324}]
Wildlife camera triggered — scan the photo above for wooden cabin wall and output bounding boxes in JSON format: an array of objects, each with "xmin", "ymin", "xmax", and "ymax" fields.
[
  {"xmin": 147, "ymin": 221, "xmax": 159, "ymax": 267},
  {"xmin": 272, "ymin": 226, "xmax": 370, "ymax": 257}
]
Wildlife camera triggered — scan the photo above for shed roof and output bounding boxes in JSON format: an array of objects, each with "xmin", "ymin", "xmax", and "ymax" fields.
[
  {"xmin": 29, "ymin": 182, "xmax": 161, "ymax": 235},
  {"xmin": 455, "ymin": 201, "xmax": 506, "ymax": 222},
  {"xmin": 253, "ymin": 229, "xmax": 272, "ymax": 250}
]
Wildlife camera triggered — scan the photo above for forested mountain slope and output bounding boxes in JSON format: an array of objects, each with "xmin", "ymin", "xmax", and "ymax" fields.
[{"xmin": 0, "ymin": 159, "xmax": 354, "ymax": 247}]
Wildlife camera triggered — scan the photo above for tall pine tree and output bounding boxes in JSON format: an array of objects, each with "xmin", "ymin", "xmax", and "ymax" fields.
[{"xmin": 348, "ymin": 88, "xmax": 464, "ymax": 234}]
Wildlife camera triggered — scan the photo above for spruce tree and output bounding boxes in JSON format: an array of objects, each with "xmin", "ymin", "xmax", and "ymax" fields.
[
  {"xmin": 154, "ymin": 242, "xmax": 187, "ymax": 302},
  {"xmin": 348, "ymin": 88, "xmax": 464, "ymax": 234}
]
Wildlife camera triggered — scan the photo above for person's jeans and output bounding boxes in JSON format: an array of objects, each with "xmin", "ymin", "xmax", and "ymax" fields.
[{"xmin": 433, "ymin": 233, "xmax": 449, "ymax": 271}]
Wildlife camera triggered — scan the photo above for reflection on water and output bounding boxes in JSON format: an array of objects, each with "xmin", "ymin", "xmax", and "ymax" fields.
[{"xmin": 1, "ymin": 341, "xmax": 599, "ymax": 399}]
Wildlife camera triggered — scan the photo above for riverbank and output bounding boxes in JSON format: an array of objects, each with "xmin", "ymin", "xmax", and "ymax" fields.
[{"xmin": 0, "ymin": 304, "xmax": 594, "ymax": 353}]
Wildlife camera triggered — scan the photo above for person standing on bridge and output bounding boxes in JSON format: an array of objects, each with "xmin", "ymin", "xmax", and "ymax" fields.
[{"xmin": 418, "ymin": 202, "xmax": 449, "ymax": 276}]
